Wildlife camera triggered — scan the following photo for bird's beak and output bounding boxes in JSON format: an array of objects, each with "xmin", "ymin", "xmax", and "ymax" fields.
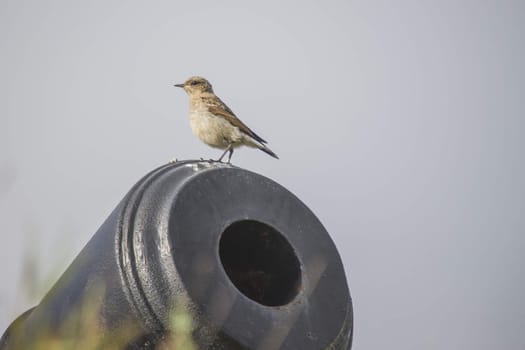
[{"xmin": 174, "ymin": 83, "xmax": 184, "ymax": 88}]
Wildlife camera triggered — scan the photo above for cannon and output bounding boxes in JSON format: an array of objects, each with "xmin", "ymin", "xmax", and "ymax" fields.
[{"xmin": 1, "ymin": 160, "xmax": 353, "ymax": 349}]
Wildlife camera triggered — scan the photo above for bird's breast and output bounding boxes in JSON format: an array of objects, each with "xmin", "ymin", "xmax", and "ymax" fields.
[{"xmin": 189, "ymin": 110, "xmax": 242, "ymax": 149}]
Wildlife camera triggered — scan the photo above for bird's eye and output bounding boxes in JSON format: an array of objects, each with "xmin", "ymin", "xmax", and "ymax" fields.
[{"xmin": 190, "ymin": 81, "xmax": 199, "ymax": 86}]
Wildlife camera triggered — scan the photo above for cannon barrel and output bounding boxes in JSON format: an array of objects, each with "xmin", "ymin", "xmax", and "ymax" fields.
[{"xmin": 1, "ymin": 160, "xmax": 353, "ymax": 349}]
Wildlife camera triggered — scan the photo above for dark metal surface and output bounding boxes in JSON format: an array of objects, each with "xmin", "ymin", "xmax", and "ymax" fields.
[{"xmin": 1, "ymin": 161, "xmax": 353, "ymax": 349}]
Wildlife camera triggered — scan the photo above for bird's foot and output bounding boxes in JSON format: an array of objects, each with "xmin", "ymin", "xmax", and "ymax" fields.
[
  {"xmin": 169, "ymin": 157, "xmax": 178, "ymax": 164},
  {"xmin": 197, "ymin": 157, "xmax": 218, "ymax": 163}
]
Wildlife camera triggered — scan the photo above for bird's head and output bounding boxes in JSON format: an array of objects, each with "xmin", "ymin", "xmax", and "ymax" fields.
[{"xmin": 174, "ymin": 76, "xmax": 214, "ymax": 94}]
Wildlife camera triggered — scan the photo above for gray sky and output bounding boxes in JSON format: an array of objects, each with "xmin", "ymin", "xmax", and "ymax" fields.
[{"xmin": 1, "ymin": 0, "xmax": 525, "ymax": 349}]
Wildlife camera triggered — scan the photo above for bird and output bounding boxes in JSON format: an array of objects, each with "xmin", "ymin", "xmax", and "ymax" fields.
[{"xmin": 174, "ymin": 76, "xmax": 278, "ymax": 163}]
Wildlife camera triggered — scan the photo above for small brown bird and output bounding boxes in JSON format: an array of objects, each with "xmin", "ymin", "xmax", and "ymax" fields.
[{"xmin": 174, "ymin": 76, "xmax": 278, "ymax": 163}]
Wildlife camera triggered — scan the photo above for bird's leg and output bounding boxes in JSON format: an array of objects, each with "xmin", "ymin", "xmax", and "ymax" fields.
[
  {"xmin": 217, "ymin": 145, "xmax": 232, "ymax": 162},
  {"xmin": 227, "ymin": 148, "xmax": 234, "ymax": 163}
]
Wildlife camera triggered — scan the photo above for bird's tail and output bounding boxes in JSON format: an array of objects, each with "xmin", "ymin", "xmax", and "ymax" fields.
[
  {"xmin": 258, "ymin": 144, "xmax": 279, "ymax": 159},
  {"xmin": 245, "ymin": 135, "xmax": 279, "ymax": 159}
]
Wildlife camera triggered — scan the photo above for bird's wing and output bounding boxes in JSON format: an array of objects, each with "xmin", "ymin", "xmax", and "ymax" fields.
[{"xmin": 202, "ymin": 95, "xmax": 268, "ymax": 144}]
